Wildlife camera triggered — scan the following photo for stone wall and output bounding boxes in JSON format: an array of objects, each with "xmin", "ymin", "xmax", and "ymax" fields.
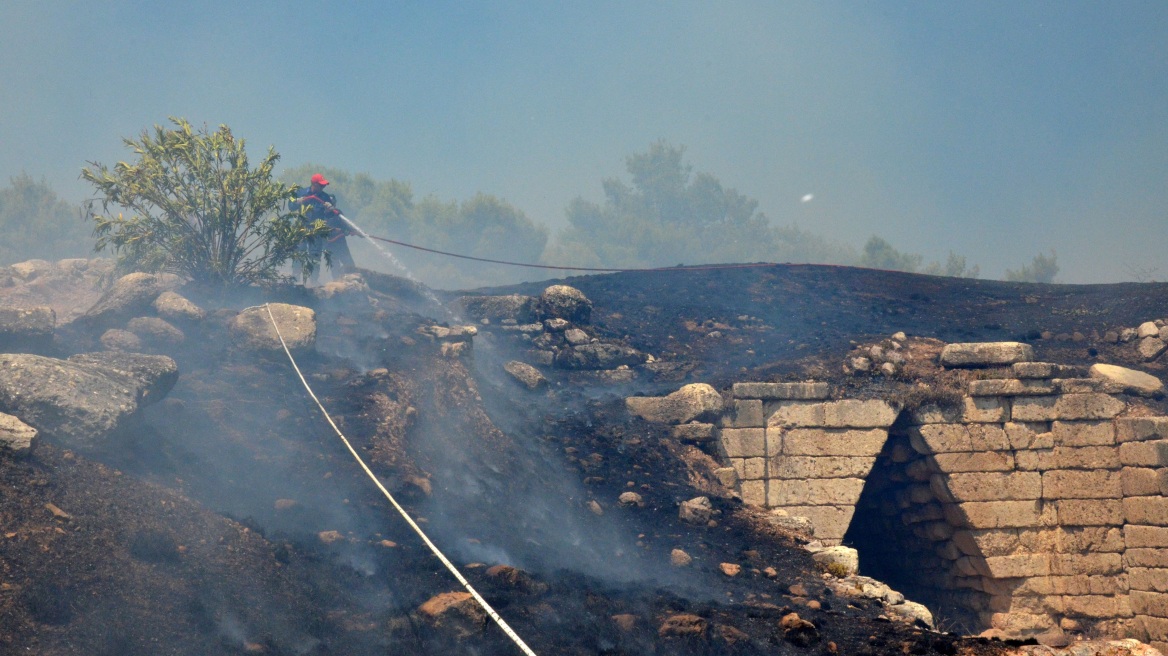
[{"xmin": 715, "ymin": 360, "xmax": 1168, "ymax": 647}]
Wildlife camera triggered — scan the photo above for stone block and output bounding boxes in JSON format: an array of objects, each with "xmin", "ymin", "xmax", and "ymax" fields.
[
  {"xmin": 968, "ymin": 379, "xmax": 1055, "ymax": 396},
  {"xmin": 987, "ymin": 611, "xmax": 1056, "ymax": 632},
  {"xmin": 768, "ymin": 456, "xmax": 876, "ymax": 480},
  {"xmin": 1122, "ymin": 468, "xmax": 1168, "ymax": 497},
  {"xmin": 1054, "ymin": 378, "xmax": 1120, "ymax": 394},
  {"xmin": 1129, "ymin": 568, "xmax": 1168, "ymax": 593},
  {"xmin": 1132, "ymin": 591, "xmax": 1168, "ymax": 617},
  {"xmin": 780, "ymin": 428, "xmax": 888, "ymax": 457},
  {"xmin": 722, "ymin": 399, "xmax": 763, "ymax": 428},
  {"xmin": 965, "ymin": 396, "xmax": 1010, "ymax": 423},
  {"xmin": 944, "ymin": 472, "xmax": 1041, "ymax": 502},
  {"xmin": 1126, "ymin": 497, "xmax": 1168, "ymax": 526},
  {"xmin": 1127, "ymin": 525, "xmax": 1168, "ymax": 548},
  {"xmin": 765, "ymin": 427, "xmax": 782, "ymax": 456},
  {"xmin": 765, "ymin": 401, "xmax": 825, "ymax": 427},
  {"xmin": 1120, "ymin": 441, "xmax": 1168, "ymax": 467},
  {"xmin": 983, "ymin": 554, "xmax": 1050, "ymax": 578},
  {"xmin": 1014, "ymin": 449, "xmax": 1053, "ymax": 471},
  {"xmin": 1055, "ymin": 527, "xmax": 1125, "ymax": 553},
  {"xmin": 1011, "ymin": 394, "xmax": 1126, "ymax": 421},
  {"xmin": 905, "ymin": 403, "xmax": 963, "ymax": 425},
  {"xmin": 1013, "ymin": 362, "xmax": 1078, "ymax": 379},
  {"xmin": 947, "ymin": 500, "xmax": 1045, "ymax": 529},
  {"xmin": 779, "ymin": 504, "xmax": 855, "ymax": 542},
  {"xmin": 720, "ymin": 428, "xmax": 766, "ymax": 458},
  {"xmin": 731, "ymin": 381, "xmax": 830, "ymax": 400},
  {"xmin": 1056, "ymin": 499, "xmax": 1124, "ymax": 526},
  {"xmin": 1062, "ymin": 595, "xmax": 1132, "ymax": 618},
  {"xmin": 821, "ymin": 399, "xmax": 899, "ymax": 428},
  {"xmin": 1020, "ymin": 446, "xmax": 1121, "ymax": 471},
  {"xmin": 1051, "ymin": 420, "xmax": 1115, "ymax": 447},
  {"xmin": 1139, "ymin": 615, "xmax": 1168, "ymax": 641},
  {"xmin": 1049, "ymin": 574, "xmax": 1128, "ymax": 596},
  {"xmin": 741, "ymin": 457, "xmax": 766, "ymax": 480},
  {"xmin": 1090, "ymin": 363, "xmax": 1166, "ymax": 396},
  {"xmin": 1139, "ymin": 337, "xmax": 1167, "ymax": 361},
  {"xmin": 1126, "ymin": 549, "xmax": 1168, "ymax": 569},
  {"xmin": 1119, "ymin": 417, "xmax": 1168, "ymax": 443},
  {"xmin": 671, "ymin": 422, "xmax": 717, "ymax": 442},
  {"xmin": 739, "ymin": 479, "xmax": 766, "ymax": 506},
  {"xmin": 932, "ymin": 451, "xmax": 1014, "ymax": 472},
  {"xmin": 1004, "ymin": 422, "xmax": 1049, "ymax": 449},
  {"xmin": 940, "ymin": 342, "xmax": 1035, "ymax": 367},
  {"xmin": 1042, "ymin": 470, "xmax": 1121, "ymax": 500},
  {"xmin": 910, "ymin": 424, "xmax": 1010, "ymax": 454},
  {"xmin": 1050, "ymin": 552, "xmax": 1123, "ymax": 576},
  {"xmin": 767, "ymin": 477, "xmax": 865, "ymax": 506}
]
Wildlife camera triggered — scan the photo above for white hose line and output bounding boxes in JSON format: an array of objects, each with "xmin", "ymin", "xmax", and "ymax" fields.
[{"xmin": 262, "ymin": 304, "xmax": 539, "ymax": 656}]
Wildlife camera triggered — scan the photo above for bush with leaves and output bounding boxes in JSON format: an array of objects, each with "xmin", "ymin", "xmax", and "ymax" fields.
[
  {"xmin": 82, "ymin": 118, "xmax": 329, "ymax": 286},
  {"xmin": 0, "ymin": 174, "xmax": 91, "ymax": 265}
]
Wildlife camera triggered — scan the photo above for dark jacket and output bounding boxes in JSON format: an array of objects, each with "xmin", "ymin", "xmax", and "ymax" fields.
[{"xmin": 294, "ymin": 189, "xmax": 346, "ymax": 232}]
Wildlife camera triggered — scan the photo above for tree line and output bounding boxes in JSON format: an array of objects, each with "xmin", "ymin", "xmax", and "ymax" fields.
[{"xmin": 3, "ymin": 121, "xmax": 1062, "ymax": 287}]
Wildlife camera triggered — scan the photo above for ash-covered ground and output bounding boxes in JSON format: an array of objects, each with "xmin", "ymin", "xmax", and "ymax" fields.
[{"xmin": 4, "ymin": 261, "xmax": 1168, "ymax": 655}]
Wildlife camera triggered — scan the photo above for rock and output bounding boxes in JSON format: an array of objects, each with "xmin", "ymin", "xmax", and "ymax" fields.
[
  {"xmin": 1138, "ymin": 321, "xmax": 1160, "ymax": 338},
  {"xmin": 679, "ymin": 496, "xmax": 713, "ymax": 525},
  {"xmin": 588, "ymin": 500, "xmax": 603, "ymax": 516},
  {"xmin": 0, "ymin": 412, "xmax": 36, "ymax": 453},
  {"xmin": 484, "ymin": 565, "xmax": 548, "ymax": 595},
  {"xmin": 538, "ymin": 285, "xmax": 592, "ymax": 324},
  {"xmin": 543, "ymin": 318, "xmax": 569, "ymax": 332},
  {"xmin": 618, "ymin": 491, "xmax": 644, "ymax": 507},
  {"xmin": 891, "ymin": 331, "xmax": 907, "ymax": 342},
  {"xmin": 719, "ymin": 562, "xmax": 741, "ymax": 577},
  {"xmin": 9, "ymin": 259, "xmax": 52, "ymax": 281},
  {"xmin": 527, "ymin": 349, "xmax": 555, "ymax": 366},
  {"xmin": 611, "ymin": 614, "xmax": 637, "ymax": 632},
  {"xmin": 1089, "ymin": 363, "xmax": 1164, "ymax": 396},
  {"xmin": 503, "ymin": 361, "xmax": 546, "ymax": 390},
  {"xmin": 889, "ymin": 601, "xmax": 934, "ymax": 629},
  {"xmin": 0, "ymin": 306, "xmax": 55, "ymax": 350},
  {"xmin": 418, "ymin": 592, "xmax": 486, "ymax": 638},
  {"xmin": 311, "ymin": 273, "xmax": 369, "ymax": 299},
  {"xmin": 1121, "ymin": 328, "xmax": 1139, "ymax": 343},
  {"xmin": 671, "ymin": 422, "xmax": 716, "ymax": 442},
  {"xmin": 318, "ymin": 530, "xmax": 344, "ymax": 544},
  {"xmin": 939, "ymin": 342, "xmax": 1035, "ymax": 367},
  {"xmin": 458, "ymin": 294, "xmax": 538, "ymax": 323},
  {"xmin": 850, "ymin": 357, "xmax": 872, "ymax": 373},
  {"xmin": 626, "ymin": 383, "xmax": 723, "ymax": 423},
  {"xmin": 563, "ymin": 328, "xmax": 590, "ymax": 346},
  {"xmin": 1138, "ymin": 337, "xmax": 1167, "ymax": 361},
  {"xmin": 127, "ymin": 316, "xmax": 185, "ymax": 346},
  {"xmin": 66, "ymin": 351, "xmax": 178, "ymax": 407},
  {"xmin": 82, "ymin": 272, "xmax": 183, "ymax": 327},
  {"xmin": 811, "ymin": 546, "xmax": 858, "ymax": 576},
  {"xmin": 789, "ymin": 583, "xmax": 808, "ymax": 597},
  {"xmin": 556, "ymin": 343, "xmax": 646, "ymax": 370},
  {"xmin": 152, "ymin": 292, "xmax": 205, "ymax": 322},
  {"xmin": 229, "ymin": 304, "xmax": 316, "ymax": 354},
  {"xmin": 670, "ymin": 548, "xmax": 693, "ymax": 567},
  {"xmin": 658, "ymin": 613, "xmax": 706, "ymax": 638},
  {"xmin": 879, "ymin": 362, "xmax": 897, "ymax": 376},
  {"xmin": 713, "ymin": 467, "xmax": 738, "ymax": 488},
  {"xmin": 99, "ymin": 328, "xmax": 141, "ymax": 351},
  {"xmin": 780, "ymin": 612, "xmax": 819, "ymax": 646}
]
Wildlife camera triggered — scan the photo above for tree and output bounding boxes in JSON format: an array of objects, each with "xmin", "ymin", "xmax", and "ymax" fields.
[
  {"xmin": 1005, "ymin": 250, "xmax": 1059, "ymax": 283},
  {"xmin": 82, "ymin": 118, "xmax": 328, "ymax": 286},
  {"xmin": 923, "ymin": 251, "xmax": 980, "ymax": 278},
  {"xmin": 281, "ymin": 164, "xmax": 548, "ymax": 289},
  {"xmin": 546, "ymin": 141, "xmax": 855, "ymax": 269},
  {"xmin": 0, "ymin": 175, "xmax": 91, "ymax": 264},
  {"xmin": 859, "ymin": 236, "xmax": 923, "ymax": 273}
]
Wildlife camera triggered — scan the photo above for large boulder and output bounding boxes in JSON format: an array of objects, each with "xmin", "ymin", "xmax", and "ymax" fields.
[
  {"xmin": 626, "ymin": 383, "xmax": 724, "ymax": 423},
  {"xmin": 0, "ymin": 352, "xmax": 177, "ymax": 447},
  {"xmin": 417, "ymin": 592, "xmax": 486, "ymax": 638},
  {"xmin": 0, "ymin": 306, "xmax": 55, "ymax": 351},
  {"xmin": 556, "ymin": 343, "xmax": 646, "ymax": 370},
  {"xmin": 66, "ymin": 351, "xmax": 179, "ymax": 407},
  {"xmin": 458, "ymin": 294, "xmax": 538, "ymax": 323},
  {"xmin": 82, "ymin": 272, "xmax": 183, "ymax": 327},
  {"xmin": 127, "ymin": 316, "xmax": 185, "ymax": 347},
  {"xmin": 538, "ymin": 285, "xmax": 592, "ymax": 324},
  {"xmin": 229, "ymin": 304, "xmax": 316, "ymax": 354},
  {"xmin": 152, "ymin": 291, "xmax": 206, "ymax": 322}
]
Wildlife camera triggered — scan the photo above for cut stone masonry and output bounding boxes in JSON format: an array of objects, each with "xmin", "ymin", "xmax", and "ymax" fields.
[{"xmin": 706, "ymin": 343, "xmax": 1168, "ymax": 647}]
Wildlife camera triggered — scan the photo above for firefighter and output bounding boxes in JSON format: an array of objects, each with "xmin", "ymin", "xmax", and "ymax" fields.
[{"xmin": 292, "ymin": 173, "xmax": 356, "ymax": 284}]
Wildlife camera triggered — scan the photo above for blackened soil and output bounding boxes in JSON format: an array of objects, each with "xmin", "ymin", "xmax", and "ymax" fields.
[{"xmin": 9, "ymin": 263, "xmax": 1165, "ymax": 655}]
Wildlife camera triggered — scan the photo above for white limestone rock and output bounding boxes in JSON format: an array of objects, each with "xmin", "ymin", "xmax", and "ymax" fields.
[
  {"xmin": 940, "ymin": 342, "xmax": 1035, "ymax": 367},
  {"xmin": 626, "ymin": 383, "xmax": 724, "ymax": 424},
  {"xmin": 1089, "ymin": 363, "xmax": 1165, "ymax": 397}
]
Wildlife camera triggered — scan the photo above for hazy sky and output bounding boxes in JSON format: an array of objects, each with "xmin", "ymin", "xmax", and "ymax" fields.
[{"xmin": 3, "ymin": 1, "xmax": 1166, "ymax": 282}]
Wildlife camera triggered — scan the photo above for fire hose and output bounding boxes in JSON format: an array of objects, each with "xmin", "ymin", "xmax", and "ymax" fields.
[{"xmin": 262, "ymin": 303, "xmax": 539, "ymax": 656}]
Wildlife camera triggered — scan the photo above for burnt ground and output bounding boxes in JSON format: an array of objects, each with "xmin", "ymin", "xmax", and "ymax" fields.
[{"xmin": 3, "ymin": 263, "xmax": 1168, "ymax": 655}]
